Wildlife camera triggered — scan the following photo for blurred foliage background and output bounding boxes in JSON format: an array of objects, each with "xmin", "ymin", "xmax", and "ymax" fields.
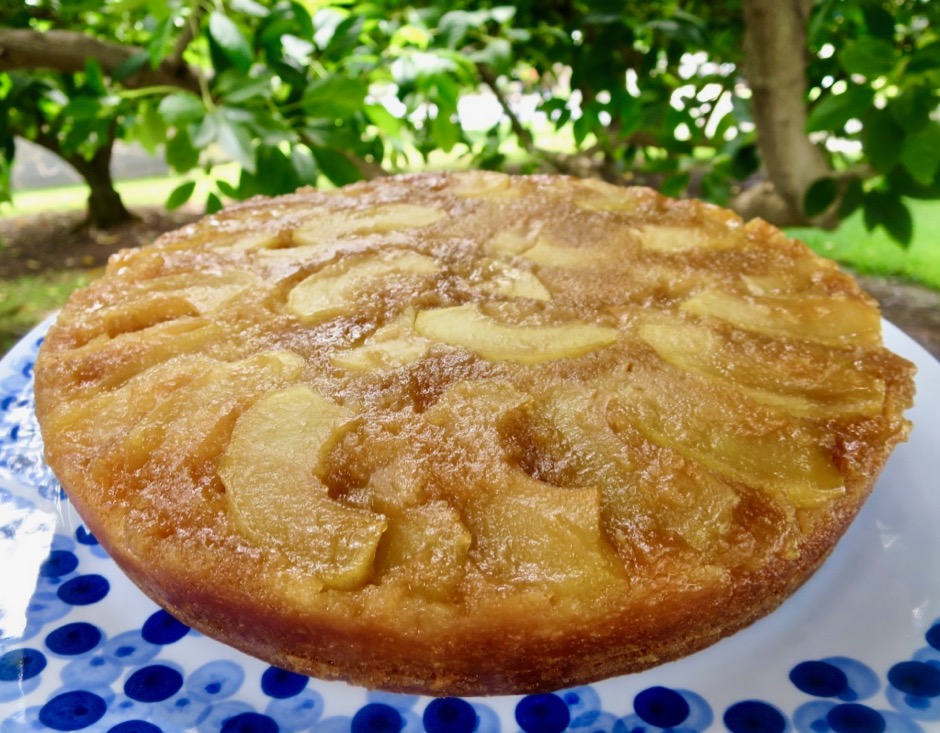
[{"xmin": 2, "ymin": 0, "xmax": 940, "ymax": 353}]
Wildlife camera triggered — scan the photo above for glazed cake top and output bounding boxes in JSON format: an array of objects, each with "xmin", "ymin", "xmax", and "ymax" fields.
[{"xmin": 34, "ymin": 171, "xmax": 914, "ymax": 664}]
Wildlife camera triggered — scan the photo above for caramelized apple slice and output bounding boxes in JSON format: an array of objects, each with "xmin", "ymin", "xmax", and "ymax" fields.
[
  {"xmin": 414, "ymin": 304, "xmax": 618, "ymax": 364},
  {"xmin": 639, "ymin": 319, "xmax": 886, "ymax": 418},
  {"xmin": 681, "ymin": 290, "xmax": 882, "ymax": 347},
  {"xmin": 59, "ymin": 319, "xmax": 224, "ymax": 393},
  {"xmin": 127, "ymin": 271, "xmax": 258, "ymax": 313},
  {"xmin": 373, "ymin": 500, "xmax": 471, "ymax": 599},
  {"xmin": 486, "ymin": 229, "xmax": 534, "ymax": 256},
  {"xmin": 123, "ymin": 351, "xmax": 306, "ymax": 475},
  {"xmin": 219, "ymin": 384, "xmax": 387, "ymax": 589},
  {"xmin": 522, "ymin": 237, "xmax": 606, "ymax": 269},
  {"xmin": 42, "ymin": 354, "xmax": 217, "ymax": 452},
  {"xmin": 450, "ymin": 170, "xmax": 522, "ymax": 200},
  {"xmin": 568, "ymin": 177, "xmax": 640, "ymax": 212},
  {"xmin": 90, "ymin": 271, "xmax": 258, "ymax": 338},
  {"xmin": 639, "ymin": 224, "xmax": 739, "ymax": 253},
  {"xmin": 486, "ymin": 231, "xmax": 606, "ymax": 269},
  {"xmin": 331, "ymin": 311, "xmax": 430, "ymax": 371},
  {"xmin": 287, "ymin": 250, "xmax": 440, "ymax": 323},
  {"xmin": 293, "ymin": 203, "xmax": 445, "ymax": 245},
  {"xmin": 606, "ymin": 368, "xmax": 845, "ymax": 509},
  {"xmin": 480, "ymin": 260, "xmax": 551, "ymax": 301},
  {"xmin": 512, "ymin": 387, "xmax": 738, "ymax": 559},
  {"xmin": 466, "ymin": 474, "xmax": 624, "ymax": 591}
]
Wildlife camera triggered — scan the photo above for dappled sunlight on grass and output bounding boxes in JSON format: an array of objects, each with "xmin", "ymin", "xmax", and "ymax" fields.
[
  {"xmin": 0, "ymin": 270, "xmax": 92, "ymax": 355},
  {"xmin": 787, "ymin": 199, "xmax": 940, "ymax": 291}
]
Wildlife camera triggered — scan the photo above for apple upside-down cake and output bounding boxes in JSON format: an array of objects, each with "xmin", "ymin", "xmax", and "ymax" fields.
[{"xmin": 34, "ymin": 172, "xmax": 916, "ymax": 695}]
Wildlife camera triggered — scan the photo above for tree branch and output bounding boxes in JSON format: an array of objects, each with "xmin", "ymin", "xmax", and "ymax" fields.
[
  {"xmin": 0, "ymin": 28, "xmax": 201, "ymax": 93},
  {"xmin": 340, "ymin": 149, "xmax": 389, "ymax": 180},
  {"xmin": 477, "ymin": 64, "xmax": 536, "ymax": 152},
  {"xmin": 168, "ymin": 4, "xmax": 204, "ymax": 73}
]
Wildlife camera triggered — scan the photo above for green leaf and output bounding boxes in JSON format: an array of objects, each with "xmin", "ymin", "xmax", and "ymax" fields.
[
  {"xmin": 157, "ymin": 93, "xmax": 205, "ymax": 126},
  {"xmin": 230, "ymin": 0, "xmax": 269, "ymax": 18},
  {"xmin": 837, "ymin": 177, "xmax": 864, "ymax": 219},
  {"xmin": 889, "ymin": 85, "xmax": 935, "ymax": 133},
  {"xmin": 84, "ymin": 58, "xmax": 106, "ymax": 97},
  {"xmin": 862, "ymin": 109, "xmax": 904, "ymax": 172},
  {"xmin": 862, "ymin": 190, "xmax": 883, "ymax": 231},
  {"xmin": 302, "ymin": 120, "xmax": 360, "ymax": 150},
  {"xmin": 838, "ymin": 38, "xmax": 896, "ymax": 78},
  {"xmin": 281, "ymin": 35, "xmax": 314, "ymax": 66},
  {"xmin": 215, "ymin": 109, "xmax": 256, "ymax": 173},
  {"xmin": 165, "ymin": 128, "xmax": 200, "ymax": 172},
  {"xmin": 805, "ymin": 85, "xmax": 874, "ymax": 133},
  {"xmin": 193, "ymin": 112, "xmax": 219, "ymax": 148},
  {"xmin": 730, "ymin": 143, "xmax": 759, "ymax": 179},
  {"xmin": 660, "ymin": 172, "xmax": 690, "ymax": 197},
  {"xmin": 111, "ymin": 51, "xmax": 149, "ymax": 83},
  {"xmin": 907, "ymin": 40, "xmax": 940, "ymax": 74},
  {"xmin": 430, "ymin": 112, "xmax": 460, "ymax": 153},
  {"xmin": 215, "ymin": 72, "xmax": 273, "ymax": 105},
  {"xmin": 572, "ymin": 113, "xmax": 594, "ymax": 148},
  {"xmin": 803, "ymin": 176, "xmax": 838, "ymax": 218},
  {"xmin": 254, "ymin": 145, "xmax": 297, "ymax": 195},
  {"xmin": 439, "ymin": 10, "xmax": 487, "ymax": 48},
  {"xmin": 468, "ymin": 38, "xmax": 512, "ymax": 73},
  {"xmin": 208, "ymin": 12, "xmax": 254, "ymax": 73},
  {"xmin": 365, "ymin": 103, "xmax": 404, "ymax": 138},
  {"xmin": 166, "ymin": 180, "xmax": 196, "ymax": 210},
  {"xmin": 491, "ymin": 6, "xmax": 516, "ymax": 24},
  {"xmin": 430, "ymin": 74, "xmax": 459, "ymax": 115},
  {"xmin": 134, "ymin": 102, "xmax": 166, "ymax": 154},
  {"xmin": 60, "ymin": 96, "xmax": 102, "ymax": 121},
  {"xmin": 236, "ymin": 166, "xmax": 263, "ymax": 199},
  {"xmin": 900, "ymin": 124, "xmax": 940, "ymax": 185},
  {"xmin": 216, "ymin": 179, "xmax": 239, "ymax": 198},
  {"xmin": 861, "ymin": 3, "xmax": 895, "ymax": 41},
  {"xmin": 147, "ymin": 16, "xmax": 174, "ymax": 69},
  {"xmin": 882, "ymin": 197, "xmax": 914, "ymax": 246},
  {"xmin": 321, "ymin": 14, "xmax": 365, "ymax": 61},
  {"xmin": 301, "ymin": 75, "xmax": 369, "ymax": 119},
  {"xmin": 205, "ymin": 191, "xmax": 224, "ymax": 214},
  {"xmin": 291, "ymin": 146, "xmax": 318, "ymax": 186},
  {"xmin": 863, "ymin": 190, "xmax": 913, "ymax": 246},
  {"xmin": 311, "ymin": 146, "xmax": 362, "ymax": 187}
]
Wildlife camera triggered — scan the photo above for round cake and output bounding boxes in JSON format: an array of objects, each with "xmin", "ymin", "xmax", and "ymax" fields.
[{"xmin": 34, "ymin": 172, "xmax": 916, "ymax": 696}]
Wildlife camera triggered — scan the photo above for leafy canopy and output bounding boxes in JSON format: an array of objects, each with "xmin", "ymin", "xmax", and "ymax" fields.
[{"xmin": 1, "ymin": 0, "xmax": 938, "ymax": 245}]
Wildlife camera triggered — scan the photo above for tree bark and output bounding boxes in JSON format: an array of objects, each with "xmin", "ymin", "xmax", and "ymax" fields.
[
  {"xmin": 72, "ymin": 146, "xmax": 135, "ymax": 229},
  {"xmin": 32, "ymin": 127, "xmax": 135, "ymax": 229},
  {"xmin": 738, "ymin": 0, "xmax": 836, "ymax": 227},
  {"xmin": 0, "ymin": 28, "xmax": 200, "ymax": 93}
]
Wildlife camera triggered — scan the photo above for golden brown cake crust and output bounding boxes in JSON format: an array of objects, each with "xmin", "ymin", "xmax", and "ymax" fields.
[{"xmin": 34, "ymin": 172, "xmax": 915, "ymax": 696}]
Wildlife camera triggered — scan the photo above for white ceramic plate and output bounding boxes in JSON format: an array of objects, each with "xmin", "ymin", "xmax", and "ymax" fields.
[{"xmin": 1, "ymin": 318, "xmax": 938, "ymax": 733}]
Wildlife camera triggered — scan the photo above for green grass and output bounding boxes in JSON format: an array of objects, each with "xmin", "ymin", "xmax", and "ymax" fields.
[
  {"xmin": 786, "ymin": 199, "xmax": 940, "ymax": 291},
  {"xmin": 2, "ymin": 164, "xmax": 240, "ymax": 217},
  {"xmin": 0, "ymin": 270, "xmax": 92, "ymax": 354}
]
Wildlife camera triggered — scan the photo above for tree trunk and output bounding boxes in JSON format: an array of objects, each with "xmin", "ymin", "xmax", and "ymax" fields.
[
  {"xmin": 737, "ymin": 0, "xmax": 836, "ymax": 227},
  {"xmin": 70, "ymin": 145, "xmax": 135, "ymax": 230},
  {"xmin": 32, "ymin": 125, "xmax": 135, "ymax": 229}
]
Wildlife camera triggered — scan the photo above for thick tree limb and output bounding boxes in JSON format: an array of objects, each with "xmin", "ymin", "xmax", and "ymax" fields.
[
  {"xmin": 0, "ymin": 28, "xmax": 201, "ymax": 93},
  {"xmin": 739, "ymin": 0, "xmax": 837, "ymax": 227}
]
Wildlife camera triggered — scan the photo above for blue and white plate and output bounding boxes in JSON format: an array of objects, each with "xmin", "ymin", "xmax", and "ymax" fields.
[{"xmin": 2, "ymin": 318, "xmax": 939, "ymax": 733}]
